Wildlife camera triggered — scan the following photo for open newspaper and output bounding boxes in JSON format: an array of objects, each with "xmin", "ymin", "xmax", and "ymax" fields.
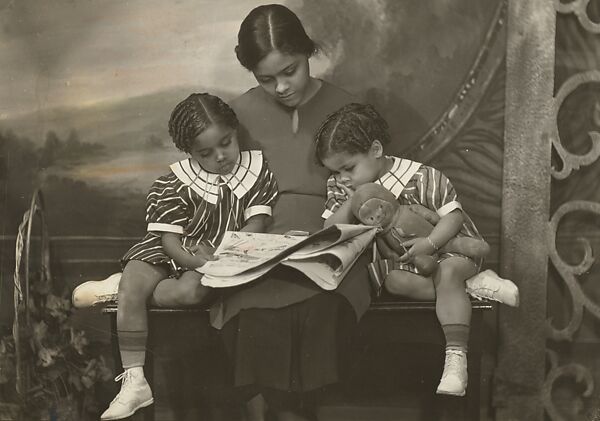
[{"xmin": 196, "ymin": 224, "xmax": 377, "ymax": 290}]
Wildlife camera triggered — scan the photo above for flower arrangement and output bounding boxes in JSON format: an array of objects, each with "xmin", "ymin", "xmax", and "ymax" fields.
[{"xmin": 0, "ymin": 273, "xmax": 112, "ymax": 420}]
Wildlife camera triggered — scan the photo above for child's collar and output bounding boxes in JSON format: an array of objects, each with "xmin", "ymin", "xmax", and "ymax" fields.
[
  {"xmin": 170, "ymin": 150, "xmax": 264, "ymax": 204},
  {"xmin": 375, "ymin": 156, "xmax": 422, "ymax": 199}
]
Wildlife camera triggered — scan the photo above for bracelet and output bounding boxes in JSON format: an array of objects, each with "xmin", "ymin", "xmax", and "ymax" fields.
[{"xmin": 426, "ymin": 236, "xmax": 439, "ymax": 252}]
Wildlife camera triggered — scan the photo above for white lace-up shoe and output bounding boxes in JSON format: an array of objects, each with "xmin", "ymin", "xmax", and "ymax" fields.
[
  {"xmin": 465, "ymin": 269, "xmax": 520, "ymax": 307},
  {"xmin": 436, "ymin": 348, "xmax": 468, "ymax": 396},
  {"xmin": 100, "ymin": 369, "xmax": 153, "ymax": 420},
  {"xmin": 72, "ymin": 273, "xmax": 122, "ymax": 308}
]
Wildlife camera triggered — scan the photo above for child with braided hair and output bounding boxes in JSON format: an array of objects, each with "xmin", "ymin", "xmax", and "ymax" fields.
[
  {"xmin": 72, "ymin": 93, "xmax": 278, "ymax": 419},
  {"xmin": 315, "ymin": 102, "xmax": 518, "ymax": 397}
]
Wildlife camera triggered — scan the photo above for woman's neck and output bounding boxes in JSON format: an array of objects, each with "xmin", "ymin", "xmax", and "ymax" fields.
[{"xmin": 297, "ymin": 77, "xmax": 322, "ymax": 107}]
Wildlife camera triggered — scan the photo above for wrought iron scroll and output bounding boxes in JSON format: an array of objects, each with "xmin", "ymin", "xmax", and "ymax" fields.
[
  {"xmin": 543, "ymin": 350, "xmax": 594, "ymax": 421},
  {"xmin": 544, "ymin": 3, "xmax": 600, "ymax": 419},
  {"xmin": 554, "ymin": 0, "xmax": 600, "ymax": 34},
  {"xmin": 546, "ymin": 200, "xmax": 600, "ymax": 341},
  {"xmin": 550, "ymin": 70, "xmax": 600, "ymax": 180}
]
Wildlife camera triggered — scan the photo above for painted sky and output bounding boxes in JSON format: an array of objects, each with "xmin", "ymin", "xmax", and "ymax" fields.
[{"xmin": 0, "ymin": 0, "xmax": 306, "ymax": 118}]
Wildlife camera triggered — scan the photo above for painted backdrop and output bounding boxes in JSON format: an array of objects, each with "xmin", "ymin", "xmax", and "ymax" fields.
[{"xmin": 0, "ymin": 0, "xmax": 501, "ymax": 238}]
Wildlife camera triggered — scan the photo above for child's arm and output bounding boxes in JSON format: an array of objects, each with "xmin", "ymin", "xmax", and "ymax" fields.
[
  {"xmin": 161, "ymin": 232, "xmax": 216, "ymax": 270},
  {"xmin": 400, "ymin": 208, "xmax": 463, "ymax": 262},
  {"xmin": 240, "ymin": 214, "xmax": 268, "ymax": 233}
]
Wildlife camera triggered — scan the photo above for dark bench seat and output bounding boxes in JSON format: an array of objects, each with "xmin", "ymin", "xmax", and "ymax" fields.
[{"xmin": 102, "ymin": 298, "xmax": 493, "ymax": 421}]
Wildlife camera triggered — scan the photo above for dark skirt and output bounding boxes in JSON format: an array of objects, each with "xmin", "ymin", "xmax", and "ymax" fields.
[
  {"xmin": 221, "ymin": 291, "xmax": 356, "ymax": 392},
  {"xmin": 218, "ymin": 252, "xmax": 372, "ymax": 394}
]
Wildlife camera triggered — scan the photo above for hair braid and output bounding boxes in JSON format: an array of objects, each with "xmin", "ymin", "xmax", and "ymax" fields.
[
  {"xmin": 315, "ymin": 103, "xmax": 390, "ymax": 164},
  {"xmin": 168, "ymin": 93, "xmax": 239, "ymax": 153}
]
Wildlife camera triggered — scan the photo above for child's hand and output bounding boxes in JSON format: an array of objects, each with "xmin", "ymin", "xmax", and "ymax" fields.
[
  {"xmin": 399, "ymin": 237, "xmax": 436, "ymax": 263},
  {"xmin": 339, "ymin": 183, "xmax": 355, "ymax": 199},
  {"xmin": 187, "ymin": 244, "xmax": 218, "ymax": 268},
  {"xmin": 188, "ymin": 244, "xmax": 216, "ymax": 255}
]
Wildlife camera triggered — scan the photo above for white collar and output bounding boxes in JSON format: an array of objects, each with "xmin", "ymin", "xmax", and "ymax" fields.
[
  {"xmin": 170, "ymin": 150, "xmax": 264, "ymax": 204},
  {"xmin": 376, "ymin": 156, "xmax": 422, "ymax": 198}
]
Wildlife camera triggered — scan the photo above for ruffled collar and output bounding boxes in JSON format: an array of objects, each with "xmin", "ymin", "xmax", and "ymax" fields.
[
  {"xmin": 376, "ymin": 156, "xmax": 422, "ymax": 198},
  {"xmin": 170, "ymin": 150, "xmax": 264, "ymax": 204}
]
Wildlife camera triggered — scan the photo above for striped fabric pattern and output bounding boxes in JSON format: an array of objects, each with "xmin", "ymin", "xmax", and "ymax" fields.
[
  {"xmin": 122, "ymin": 150, "xmax": 278, "ymax": 273},
  {"xmin": 322, "ymin": 156, "xmax": 483, "ymax": 287}
]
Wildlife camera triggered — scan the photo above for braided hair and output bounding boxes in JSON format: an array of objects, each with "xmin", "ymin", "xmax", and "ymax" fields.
[
  {"xmin": 315, "ymin": 103, "xmax": 391, "ymax": 165},
  {"xmin": 168, "ymin": 93, "xmax": 239, "ymax": 153}
]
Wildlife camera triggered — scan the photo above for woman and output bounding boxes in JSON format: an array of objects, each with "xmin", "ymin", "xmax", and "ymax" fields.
[{"xmin": 211, "ymin": 4, "xmax": 372, "ymax": 421}]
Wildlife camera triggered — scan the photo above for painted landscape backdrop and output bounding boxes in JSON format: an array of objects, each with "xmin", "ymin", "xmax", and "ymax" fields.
[{"xmin": 1, "ymin": 0, "xmax": 501, "ymax": 237}]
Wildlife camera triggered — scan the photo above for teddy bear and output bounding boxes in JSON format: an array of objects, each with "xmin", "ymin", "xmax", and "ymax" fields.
[{"xmin": 350, "ymin": 183, "xmax": 490, "ymax": 275}]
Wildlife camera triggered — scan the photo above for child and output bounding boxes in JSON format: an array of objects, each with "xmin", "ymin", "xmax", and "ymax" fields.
[
  {"xmin": 72, "ymin": 93, "xmax": 278, "ymax": 420},
  {"xmin": 314, "ymin": 102, "xmax": 517, "ymax": 397}
]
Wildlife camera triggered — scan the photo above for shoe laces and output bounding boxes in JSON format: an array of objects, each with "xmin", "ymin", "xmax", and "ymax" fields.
[
  {"xmin": 111, "ymin": 371, "xmax": 135, "ymax": 403},
  {"xmin": 442, "ymin": 349, "xmax": 465, "ymax": 375},
  {"xmin": 97, "ymin": 292, "xmax": 118, "ymax": 303}
]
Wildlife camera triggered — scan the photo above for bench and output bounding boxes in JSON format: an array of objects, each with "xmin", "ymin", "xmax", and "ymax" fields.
[{"xmin": 102, "ymin": 297, "xmax": 493, "ymax": 421}]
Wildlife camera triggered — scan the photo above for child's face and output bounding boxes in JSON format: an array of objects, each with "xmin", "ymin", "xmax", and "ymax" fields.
[
  {"xmin": 321, "ymin": 149, "xmax": 383, "ymax": 190},
  {"xmin": 252, "ymin": 50, "xmax": 311, "ymax": 108},
  {"xmin": 189, "ymin": 124, "xmax": 240, "ymax": 175}
]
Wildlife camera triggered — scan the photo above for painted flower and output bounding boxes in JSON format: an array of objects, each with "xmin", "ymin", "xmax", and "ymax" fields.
[
  {"xmin": 37, "ymin": 347, "xmax": 61, "ymax": 367},
  {"xmin": 70, "ymin": 328, "xmax": 88, "ymax": 355}
]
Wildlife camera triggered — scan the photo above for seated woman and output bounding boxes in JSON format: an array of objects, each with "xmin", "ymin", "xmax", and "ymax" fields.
[{"xmin": 210, "ymin": 5, "xmax": 373, "ymax": 420}]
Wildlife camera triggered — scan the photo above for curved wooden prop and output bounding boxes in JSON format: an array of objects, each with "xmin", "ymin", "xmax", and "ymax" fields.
[{"xmin": 12, "ymin": 189, "xmax": 51, "ymax": 397}]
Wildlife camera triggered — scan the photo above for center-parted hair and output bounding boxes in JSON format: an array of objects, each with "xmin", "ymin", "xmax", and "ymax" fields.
[
  {"xmin": 235, "ymin": 4, "xmax": 317, "ymax": 71},
  {"xmin": 315, "ymin": 103, "xmax": 391, "ymax": 164},
  {"xmin": 168, "ymin": 93, "xmax": 239, "ymax": 153}
]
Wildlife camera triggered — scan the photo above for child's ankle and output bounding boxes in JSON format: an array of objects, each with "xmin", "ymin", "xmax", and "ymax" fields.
[{"xmin": 125, "ymin": 366, "xmax": 145, "ymax": 379}]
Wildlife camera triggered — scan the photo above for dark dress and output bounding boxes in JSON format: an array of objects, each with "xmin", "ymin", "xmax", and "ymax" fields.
[{"xmin": 210, "ymin": 81, "xmax": 372, "ymax": 400}]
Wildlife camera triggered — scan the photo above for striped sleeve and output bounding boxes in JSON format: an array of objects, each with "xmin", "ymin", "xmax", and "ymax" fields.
[
  {"xmin": 145, "ymin": 173, "xmax": 190, "ymax": 234},
  {"xmin": 414, "ymin": 166, "xmax": 462, "ymax": 217},
  {"xmin": 243, "ymin": 158, "xmax": 279, "ymax": 220},
  {"xmin": 322, "ymin": 175, "xmax": 350, "ymax": 219}
]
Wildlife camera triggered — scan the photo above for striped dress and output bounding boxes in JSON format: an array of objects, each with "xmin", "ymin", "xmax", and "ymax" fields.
[
  {"xmin": 322, "ymin": 156, "xmax": 483, "ymax": 279},
  {"xmin": 122, "ymin": 150, "xmax": 278, "ymax": 274}
]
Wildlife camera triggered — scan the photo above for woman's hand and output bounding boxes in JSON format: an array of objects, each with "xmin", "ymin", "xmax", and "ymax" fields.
[{"xmin": 399, "ymin": 237, "xmax": 437, "ymax": 263}]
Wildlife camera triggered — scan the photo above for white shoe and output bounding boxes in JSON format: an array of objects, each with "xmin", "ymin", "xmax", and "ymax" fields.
[
  {"xmin": 465, "ymin": 269, "xmax": 519, "ymax": 307},
  {"xmin": 101, "ymin": 369, "xmax": 154, "ymax": 420},
  {"xmin": 436, "ymin": 348, "xmax": 468, "ymax": 396},
  {"xmin": 71, "ymin": 273, "xmax": 122, "ymax": 308}
]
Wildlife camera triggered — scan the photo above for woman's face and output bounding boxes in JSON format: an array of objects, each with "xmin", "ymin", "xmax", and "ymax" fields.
[
  {"xmin": 189, "ymin": 124, "xmax": 240, "ymax": 175},
  {"xmin": 252, "ymin": 50, "xmax": 311, "ymax": 108}
]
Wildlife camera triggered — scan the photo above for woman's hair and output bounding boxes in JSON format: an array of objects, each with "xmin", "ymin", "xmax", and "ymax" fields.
[
  {"xmin": 168, "ymin": 93, "xmax": 238, "ymax": 153},
  {"xmin": 235, "ymin": 4, "xmax": 318, "ymax": 71},
  {"xmin": 315, "ymin": 103, "xmax": 391, "ymax": 164}
]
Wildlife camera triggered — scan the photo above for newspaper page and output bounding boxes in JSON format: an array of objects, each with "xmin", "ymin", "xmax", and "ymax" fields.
[
  {"xmin": 197, "ymin": 224, "xmax": 375, "ymax": 277},
  {"xmin": 200, "ymin": 225, "xmax": 377, "ymax": 289}
]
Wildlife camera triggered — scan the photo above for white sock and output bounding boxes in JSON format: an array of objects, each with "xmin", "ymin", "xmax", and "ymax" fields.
[{"xmin": 125, "ymin": 366, "xmax": 145, "ymax": 382}]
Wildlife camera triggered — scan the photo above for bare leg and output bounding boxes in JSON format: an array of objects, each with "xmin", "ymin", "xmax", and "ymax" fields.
[
  {"xmin": 433, "ymin": 257, "xmax": 477, "ymax": 396},
  {"xmin": 432, "ymin": 257, "xmax": 477, "ymax": 327},
  {"xmin": 384, "ymin": 269, "xmax": 435, "ymax": 300},
  {"xmin": 101, "ymin": 261, "xmax": 168, "ymax": 419},
  {"xmin": 117, "ymin": 260, "xmax": 168, "ymax": 368},
  {"xmin": 151, "ymin": 270, "xmax": 211, "ymax": 307}
]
